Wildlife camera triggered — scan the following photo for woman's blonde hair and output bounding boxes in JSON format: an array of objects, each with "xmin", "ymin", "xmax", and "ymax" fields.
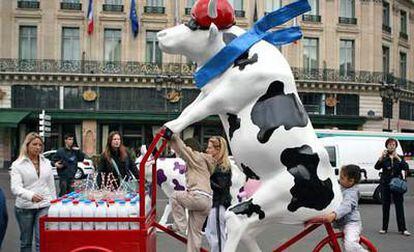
[
  {"xmin": 208, "ymin": 136, "xmax": 231, "ymax": 172},
  {"xmin": 18, "ymin": 132, "xmax": 44, "ymax": 159}
]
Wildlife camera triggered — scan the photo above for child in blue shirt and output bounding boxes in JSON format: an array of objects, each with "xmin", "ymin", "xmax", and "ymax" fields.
[{"xmin": 319, "ymin": 164, "xmax": 367, "ymax": 252}]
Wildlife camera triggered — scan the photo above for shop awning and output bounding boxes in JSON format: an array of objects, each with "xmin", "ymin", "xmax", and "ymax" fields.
[{"xmin": 0, "ymin": 111, "xmax": 31, "ymax": 128}]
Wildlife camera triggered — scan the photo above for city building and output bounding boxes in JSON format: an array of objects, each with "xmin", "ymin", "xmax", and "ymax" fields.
[{"xmin": 0, "ymin": 0, "xmax": 413, "ymax": 169}]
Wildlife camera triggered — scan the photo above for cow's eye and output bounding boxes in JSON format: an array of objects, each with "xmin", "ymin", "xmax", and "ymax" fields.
[{"xmin": 185, "ymin": 18, "xmax": 199, "ymax": 31}]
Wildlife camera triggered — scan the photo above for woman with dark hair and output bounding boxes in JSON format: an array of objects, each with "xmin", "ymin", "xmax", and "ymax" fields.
[
  {"xmin": 375, "ymin": 138, "xmax": 410, "ymax": 236},
  {"xmin": 97, "ymin": 131, "xmax": 138, "ymax": 190}
]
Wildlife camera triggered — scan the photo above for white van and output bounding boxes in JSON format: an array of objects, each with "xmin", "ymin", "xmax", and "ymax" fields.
[{"xmin": 318, "ymin": 136, "xmax": 404, "ymax": 202}]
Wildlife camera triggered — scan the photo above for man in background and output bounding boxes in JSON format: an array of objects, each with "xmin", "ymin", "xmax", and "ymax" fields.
[{"xmin": 53, "ymin": 133, "xmax": 85, "ymax": 196}]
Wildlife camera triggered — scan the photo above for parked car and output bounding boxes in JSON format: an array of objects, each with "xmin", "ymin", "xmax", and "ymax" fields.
[{"xmin": 43, "ymin": 150, "xmax": 95, "ymax": 179}]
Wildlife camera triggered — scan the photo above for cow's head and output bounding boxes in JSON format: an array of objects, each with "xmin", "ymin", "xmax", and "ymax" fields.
[{"xmin": 157, "ymin": 0, "xmax": 235, "ymax": 64}]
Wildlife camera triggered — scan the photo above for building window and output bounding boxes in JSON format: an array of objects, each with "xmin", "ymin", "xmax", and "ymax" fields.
[
  {"xmin": 186, "ymin": 0, "xmax": 195, "ymax": 7},
  {"xmin": 340, "ymin": 0, "xmax": 354, "ymax": 18},
  {"xmin": 17, "ymin": 0, "xmax": 40, "ymax": 9},
  {"xmin": 400, "ymin": 10, "xmax": 408, "ymax": 39},
  {"xmin": 62, "ymin": 27, "xmax": 80, "ymax": 61},
  {"xmin": 339, "ymin": 40, "xmax": 354, "ymax": 77},
  {"xmin": 308, "ymin": 0, "xmax": 319, "ymax": 15},
  {"xmin": 185, "ymin": 0, "xmax": 196, "ymax": 14},
  {"xmin": 12, "ymin": 85, "xmax": 59, "ymax": 109},
  {"xmin": 229, "ymin": 0, "xmax": 244, "ymax": 17},
  {"xmin": 399, "ymin": 52, "xmax": 407, "ymax": 83},
  {"xmin": 383, "ymin": 1, "xmax": 391, "ymax": 33},
  {"xmin": 144, "ymin": 0, "xmax": 165, "ymax": 14},
  {"xmin": 146, "ymin": 31, "xmax": 162, "ymax": 64},
  {"xmin": 61, "ymin": 0, "xmax": 82, "ymax": 10},
  {"xmin": 104, "ymin": 29, "xmax": 122, "ymax": 62},
  {"xmin": 339, "ymin": 0, "xmax": 356, "ymax": 24},
  {"xmin": 19, "ymin": 26, "xmax": 37, "ymax": 60},
  {"xmin": 265, "ymin": 0, "xmax": 281, "ymax": 12},
  {"xmin": 299, "ymin": 93, "xmax": 359, "ymax": 116},
  {"xmin": 103, "ymin": 0, "xmax": 123, "ymax": 12},
  {"xmin": 400, "ymin": 101, "xmax": 414, "ymax": 121},
  {"xmin": 303, "ymin": 37, "xmax": 319, "ymax": 72}
]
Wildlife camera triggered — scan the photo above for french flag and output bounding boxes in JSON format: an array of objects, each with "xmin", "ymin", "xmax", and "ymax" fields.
[{"xmin": 87, "ymin": 0, "xmax": 94, "ymax": 35}]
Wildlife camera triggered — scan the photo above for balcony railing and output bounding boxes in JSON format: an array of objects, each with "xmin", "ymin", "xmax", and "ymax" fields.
[
  {"xmin": 60, "ymin": 2, "xmax": 82, "ymax": 11},
  {"xmin": 184, "ymin": 7, "xmax": 192, "ymax": 15},
  {"xmin": 235, "ymin": 10, "xmax": 245, "ymax": 18},
  {"xmin": 17, "ymin": 1, "xmax": 39, "ymax": 9},
  {"xmin": 400, "ymin": 32, "xmax": 408, "ymax": 40},
  {"xmin": 338, "ymin": 17, "xmax": 357, "ymax": 25},
  {"xmin": 144, "ymin": 6, "xmax": 165, "ymax": 14},
  {"xmin": 302, "ymin": 14, "xmax": 321, "ymax": 23},
  {"xmin": 382, "ymin": 24, "xmax": 391, "ymax": 33},
  {"xmin": 1, "ymin": 59, "xmax": 413, "ymax": 92},
  {"xmin": 102, "ymin": 4, "xmax": 124, "ymax": 12}
]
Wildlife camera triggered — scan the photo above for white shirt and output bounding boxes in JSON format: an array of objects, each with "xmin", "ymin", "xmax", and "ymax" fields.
[{"xmin": 10, "ymin": 154, "xmax": 56, "ymax": 209}]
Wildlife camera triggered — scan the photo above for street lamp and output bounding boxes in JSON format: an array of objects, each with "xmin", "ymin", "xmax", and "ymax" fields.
[{"xmin": 379, "ymin": 81, "xmax": 402, "ymax": 131}]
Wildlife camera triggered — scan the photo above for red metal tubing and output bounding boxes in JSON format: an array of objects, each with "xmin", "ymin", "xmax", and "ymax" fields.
[{"xmin": 273, "ymin": 223, "xmax": 321, "ymax": 252}]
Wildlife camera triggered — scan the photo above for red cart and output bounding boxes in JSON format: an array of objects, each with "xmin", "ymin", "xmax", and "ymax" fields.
[{"xmin": 39, "ymin": 128, "xmax": 205, "ymax": 252}]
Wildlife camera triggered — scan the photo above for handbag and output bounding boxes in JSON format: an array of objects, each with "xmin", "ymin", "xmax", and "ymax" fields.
[
  {"xmin": 111, "ymin": 158, "xmax": 138, "ymax": 192},
  {"xmin": 389, "ymin": 177, "xmax": 407, "ymax": 194}
]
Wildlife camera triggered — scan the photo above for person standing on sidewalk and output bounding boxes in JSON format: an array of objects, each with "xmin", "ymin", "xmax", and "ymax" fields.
[
  {"xmin": 166, "ymin": 131, "xmax": 215, "ymax": 252},
  {"xmin": 10, "ymin": 132, "xmax": 56, "ymax": 252},
  {"xmin": 53, "ymin": 133, "xmax": 85, "ymax": 196},
  {"xmin": 375, "ymin": 137, "xmax": 410, "ymax": 236},
  {"xmin": 0, "ymin": 187, "xmax": 8, "ymax": 249}
]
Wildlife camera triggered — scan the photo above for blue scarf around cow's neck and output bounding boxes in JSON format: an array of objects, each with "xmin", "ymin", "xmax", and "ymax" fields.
[{"xmin": 194, "ymin": 0, "xmax": 311, "ymax": 89}]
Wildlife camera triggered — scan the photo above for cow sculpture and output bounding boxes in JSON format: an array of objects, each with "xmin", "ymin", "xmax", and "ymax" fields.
[
  {"xmin": 137, "ymin": 146, "xmax": 246, "ymax": 226},
  {"xmin": 157, "ymin": 0, "xmax": 342, "ymax": 251}
]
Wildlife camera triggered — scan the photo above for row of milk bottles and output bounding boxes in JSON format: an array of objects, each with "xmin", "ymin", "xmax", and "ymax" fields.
[{"xmin": 47, "ymin": 193, "xmax": 151, "ymax": 230}]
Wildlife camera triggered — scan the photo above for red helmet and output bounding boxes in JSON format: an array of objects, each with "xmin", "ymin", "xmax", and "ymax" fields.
[{"xmin": 191, "ymin": 0, "xmax": 235, "ymax": 30}]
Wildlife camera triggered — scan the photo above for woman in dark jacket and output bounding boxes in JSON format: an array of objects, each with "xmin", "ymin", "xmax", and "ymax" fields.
[
  {"xmin": 205, "ymin": 136, "xmax": 232, "ymax": 252},
  {"xmin": 374, "ymin": 138, "xmax": 410, "ymax": 236},
  {"xmin": 97, "ymin": 131, "xmax": 138, "ymax": 191}
]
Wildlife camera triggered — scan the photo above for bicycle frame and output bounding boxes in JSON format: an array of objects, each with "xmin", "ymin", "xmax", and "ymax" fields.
[{"xmin": 273, "ymin": 222, "xmax": 377, "ymax": 252}]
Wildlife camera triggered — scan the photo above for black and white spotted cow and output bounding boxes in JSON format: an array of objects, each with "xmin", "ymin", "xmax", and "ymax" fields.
[{"xmin": 157, "ymin": 0, "xmax": 342, "ymax": 251}]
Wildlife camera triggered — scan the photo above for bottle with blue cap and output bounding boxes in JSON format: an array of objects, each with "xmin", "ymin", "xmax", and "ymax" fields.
[{"xmin": 95, "ymin": 200, "xmax": 107, "ymax": 230}]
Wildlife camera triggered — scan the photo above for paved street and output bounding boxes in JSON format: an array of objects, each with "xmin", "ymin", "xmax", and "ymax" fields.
[{"xmin": 1, "ymin": 170, "xmax": 413, "ymax": 251}]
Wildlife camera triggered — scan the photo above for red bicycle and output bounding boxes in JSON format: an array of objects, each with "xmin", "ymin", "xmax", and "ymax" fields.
[{"xmin": 273, "ymin": 221, "xmax": 377, "ymax": 252}]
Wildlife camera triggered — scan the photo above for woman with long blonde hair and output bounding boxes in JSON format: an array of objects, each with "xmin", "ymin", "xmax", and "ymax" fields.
[
  {"xmin": 205, "ymin": 136, "xmax": 232, "ymax": 252},
  {"xmin": 10, "ymin": 132, "xmax": 56, "ymax": 252}
]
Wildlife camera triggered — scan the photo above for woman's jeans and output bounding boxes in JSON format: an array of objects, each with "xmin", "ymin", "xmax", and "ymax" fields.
[{"xmin": 14, "ymin": 206, "xmax": 49, "ymax": 252}]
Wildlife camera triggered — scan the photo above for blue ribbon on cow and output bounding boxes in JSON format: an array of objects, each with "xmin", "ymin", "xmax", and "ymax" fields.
[{"xmin": 194, "ymin": 0, "xmax": 311, "ymax": 89}]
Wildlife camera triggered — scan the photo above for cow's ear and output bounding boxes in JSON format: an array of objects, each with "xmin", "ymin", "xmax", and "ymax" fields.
[{"xmin": 208, "ymin": 23, "xmax": 219, "ymax": 41}]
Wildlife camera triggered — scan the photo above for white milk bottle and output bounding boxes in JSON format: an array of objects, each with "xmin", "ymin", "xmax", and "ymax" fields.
[
  {"xmin": 95, "ymin": 201, "xmax": 107, "ymax": 230},
  {"xmin": 128, "ymin": 199, "xmax": 139, "ymax": 230},
  {"xmin": 82, "ymin": 200, "xmax": 94, "ymax": 230},
  {"xmin": 59, "ymin": 199, "xmax": 71, "ymax": 230},
  {"xmin": 47, "ymin": 199, "xmax": 60, "ymax": 230},
  {"xmin": 70, "ymin": 200, "xmax": 82, "ymax": 230},
  {"xmin": 117, "ymin": 201, "xmax": 129, "ymax": 230},
  {"xmin": 107, "ymin": 200, "xmax": 118, "ymax": 230}
]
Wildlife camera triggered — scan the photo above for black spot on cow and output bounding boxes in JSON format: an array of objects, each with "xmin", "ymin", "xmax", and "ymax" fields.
[
  {"xmin": 223, "ymin": 32, "xmax": 237, "ymax": 44},
  {"xmin": 233, "ymin": 52, "xmax": 258, "ymax": 71},
  {"xmin": 251, "ymin": 81, "xmax": 308, "ymax": 143},
  {"xmin": 229, "ymin": 198, "xmax": 265, "ymax": 220},
  {"xmin": 227, "ymin": 113, "xmax": 240, "ymax": 140},
  {"xmin": 280, "ymin": 145, "xmax": 334, "ymax": 212},
  {"xmin": 240, "ymin": 163, "xmax": 260, "ymax": 180}
]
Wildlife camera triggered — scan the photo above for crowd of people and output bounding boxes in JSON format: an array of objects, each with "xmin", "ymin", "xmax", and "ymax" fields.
[{"xmin": 0, "ymin": 131, "xmax": 411, "ymax": 252}]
